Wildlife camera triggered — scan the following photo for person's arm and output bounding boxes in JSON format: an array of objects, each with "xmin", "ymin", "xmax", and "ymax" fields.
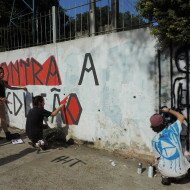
[
  {"xmin": 0, "ymin": 97, "xmax": 11, "ymax": 104},
  {"xmin": 152, "ymin": 139, "xmax": 160, "ymax": 166},
  {"xmin": 161, "ymin": 107, "xmax": 185, "ymax": 124},
  {"xmin": 51, "ymin": 104, "xmax": 64, "ymax": 116},
  {"xmin": 0, "ymin": 97, "xmax": 4, "ymax": 102},
  {"xmin": 4, "ymin": 82, "xmax": 27, "ymax": 91}
]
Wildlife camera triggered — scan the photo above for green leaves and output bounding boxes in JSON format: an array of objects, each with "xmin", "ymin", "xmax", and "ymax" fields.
[{"xmin": 136, "ymin": 0, "xmax": 190, "ymax": 48}]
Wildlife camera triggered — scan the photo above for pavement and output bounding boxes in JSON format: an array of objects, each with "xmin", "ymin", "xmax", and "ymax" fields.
[{"xmin": 0, "ymin": 129, "xmax": 190, "ymax": 190}]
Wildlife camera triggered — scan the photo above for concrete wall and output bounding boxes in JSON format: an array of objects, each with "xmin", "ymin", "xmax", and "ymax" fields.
[{"xmin": 0, "ymin": 28, "xmax": 159, "ymax": 155}]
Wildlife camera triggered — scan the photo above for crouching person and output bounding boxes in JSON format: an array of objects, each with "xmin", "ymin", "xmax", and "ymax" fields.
[
  {"xmin": 150, "ymin": 107, "xmax": 190, "ymax": 185},
  {"xmin": 26, "ymin": 95, "xmax": 64, "ymax": 149}
]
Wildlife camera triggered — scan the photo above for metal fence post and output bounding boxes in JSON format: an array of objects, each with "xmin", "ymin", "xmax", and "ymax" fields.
[
  {"xmin": 32, "ymin": 0, "xmax": 36, "ymax": 44},
  {"xmin": 111, "ymin": 0, "xmax": 119, "ymax": 32},
  {"xmin": 52, "ymin": 6, "xmax": 57, "ymax": 43},
  {"xmin": 89, "ymin": 0, "xmax": 96, "ymax": 36}
]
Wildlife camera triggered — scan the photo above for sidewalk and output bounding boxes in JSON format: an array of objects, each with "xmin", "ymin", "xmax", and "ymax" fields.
[{"xmin": 0, "ymin": 131, "xmax": 190, "ymax": 190}]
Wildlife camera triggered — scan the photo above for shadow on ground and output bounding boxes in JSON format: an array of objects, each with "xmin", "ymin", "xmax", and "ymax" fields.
[
  {"xmin": 173, "ymin": 170, "xmax": 190, "ymax": 184},
  {"xmin": 0, "ymin": 138, "xmax": 11, "ymax": 147},
  {"xmin": 0, "ymin": 148, "xmax": 36, "ymax": 166}
]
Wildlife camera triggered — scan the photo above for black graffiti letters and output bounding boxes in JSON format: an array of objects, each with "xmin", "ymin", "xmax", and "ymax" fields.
[
  {"xmin": 51, "ymin": 155, "xmax": 86, "ymax": 167},
  {"xmin": 31, "ymin": 58, "xmax": 43, "ymax": 85},
  {"xmin": 45, "ymin": 56, "xmax": 62, "ymax": 85},
  {"xmin": 20, "ymin": 58, "xmax": 30, "ymax": 85},
  {"xmin": 78, "ymin": 53, "xmax": 99, "ymax": 85},
  {"xmin": 69, "ymin": 158, "xmax": 86, "ymax": 167},
  {"xmin": 6, "ymin": 92, "xmax": 12, "ymax": 114},
  {"xmin": 13, "ymin": 92, "xmax": 23, "ymax": 116},
  {"xmin": 159, "ymin": 45, "xmax": 190, "ymax": 149},
  {"xmin": 6, "ymin": 92, "xmax": 23, "ymax": 116},
  {"xmin": 10, "ymin": 61, "xmax": 20, "ymax": 85}
]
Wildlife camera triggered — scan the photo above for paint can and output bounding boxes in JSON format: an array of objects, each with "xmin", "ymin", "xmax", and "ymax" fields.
[
  {"xmin": 148, "ymin": 165, "xmax": 153, "ymax": 178},
  {"xmin": 137, "ymin": 163, "xmax": 142, "ymax": 174}
]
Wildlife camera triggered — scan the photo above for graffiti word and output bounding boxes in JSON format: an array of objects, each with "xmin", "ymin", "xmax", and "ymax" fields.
[
  {"xmin": 60, "ymin": 93, "xmax": 82, "ymax": 125},
  {"xmin": 78, "ymin": 53, "xmax": 99, "ymax": 85},
  {"xmin": 51, "ymin": 155, "xmax": 86, "ymax": 167},
  {"xmin": 0, "ymin": 56, "xmax": 61, "ymax": 86},
  {"xmin": 6, "ymin": 90, "xmax": 82, "ymax": 125}
]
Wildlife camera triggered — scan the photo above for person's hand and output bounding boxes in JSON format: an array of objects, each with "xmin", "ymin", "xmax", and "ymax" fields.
[
  {"xmin": 1, "ymin": 98, "xmax": 12, "ymax": 104},
  {"xmin": 59, "ymin": 104, "xmax": 64, "ymax": 108},
  {"xmin": 5, "ymin": 99, "xmax": 12, "ymax": 104},
  {"xmin": 23, "ymin": 87, "xmax": 27, "ymax": 91},
  {"xmin": 1, "ymin": 98, "xmax": 7, "ymax": 102},
  {"xmin": 161, "ymin": 107, "xmax": 170, "ymax": 113}
]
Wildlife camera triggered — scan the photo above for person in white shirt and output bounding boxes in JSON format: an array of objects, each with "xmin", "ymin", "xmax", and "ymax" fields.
[{"xmin": 150, "ymin": 107, "xmax": 190, "ymax": 185}]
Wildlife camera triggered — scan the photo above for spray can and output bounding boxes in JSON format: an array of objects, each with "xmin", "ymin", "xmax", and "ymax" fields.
[
  {"xmin": 148, "ymin": 164, "xmax": 153, "ymax": 178},
  {"xmin": 137, "ymin": 163, "xmax": 142, "ymax": 174}
]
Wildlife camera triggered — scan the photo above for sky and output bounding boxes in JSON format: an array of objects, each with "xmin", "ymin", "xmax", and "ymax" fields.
[{"xmin": 59, "ymin": 0, "xmax": 138, "ymax": 17}]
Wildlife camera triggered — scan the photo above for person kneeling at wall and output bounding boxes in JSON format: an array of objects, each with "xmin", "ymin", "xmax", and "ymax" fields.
[
  {"xmin": 150, "ymin": 107, "xmax": 190, "ymax": 185},
  {"xmin": 25, "ymin": 95, "xmax": 64, "ymax": 150}
]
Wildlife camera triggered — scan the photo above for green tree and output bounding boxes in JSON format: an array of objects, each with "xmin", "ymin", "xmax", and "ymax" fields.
[
  {"xmin": 73, "ymin": 5, "xmax": 146, "ymax": 36},
  {"xmin": 95, "ymin": 6, "xmax": 146, "ymax": 32},
  {"xmin": 136, "ymin": 0, "xmax": 190, "ymax": 48}
]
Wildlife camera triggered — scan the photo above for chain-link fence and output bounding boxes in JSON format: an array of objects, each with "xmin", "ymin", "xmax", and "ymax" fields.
[{"xmin": 0, "ymin": 0, "xmax": 148, "ymax": 52}]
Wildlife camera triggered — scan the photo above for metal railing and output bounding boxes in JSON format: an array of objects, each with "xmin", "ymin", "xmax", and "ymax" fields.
[{"xmin": 0, "ymin": 0, "xmax": 148, "ymax": 52}]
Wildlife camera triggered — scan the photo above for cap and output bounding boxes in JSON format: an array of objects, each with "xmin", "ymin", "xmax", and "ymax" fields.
[{"xmin": 150, "ymin": 113, "xmax": 164, "ymax": 127}]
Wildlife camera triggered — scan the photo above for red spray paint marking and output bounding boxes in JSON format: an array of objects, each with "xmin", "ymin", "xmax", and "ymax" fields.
[
  {"xmin": 60, "ymin": 93, "xmax": 82, "ymax": 125},
  {"xmin": 0, "ymin": 55, "xmax": 62, "ymax": 86}
]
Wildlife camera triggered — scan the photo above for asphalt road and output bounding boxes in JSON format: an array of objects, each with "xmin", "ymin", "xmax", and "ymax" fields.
[{"xmin": 0, "ymin": 132, "xmax": 190, "ymax": 190}]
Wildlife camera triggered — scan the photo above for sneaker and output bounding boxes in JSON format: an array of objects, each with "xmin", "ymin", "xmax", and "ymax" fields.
[
  {"xmin": 36, "ymin": 140, "xmax": 47, "ymax": 150},
  {"xmin": 28, "ymin": 141, "xmax": 42, "ymax": 151},
  {"xmin": 5, "ymin": 132, "xmax": 20, "ymax": 141},
  {"xmin": 161, "ymin": 177, "xmax": 171, "ymax": 185},
  {"xmin": 28, "ymin": 141, "xmax": 36, "ymax": 148}
]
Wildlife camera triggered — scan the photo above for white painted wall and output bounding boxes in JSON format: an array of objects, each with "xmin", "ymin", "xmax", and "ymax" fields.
[{"xmin": 0, "ymin": 28, "xmax": 159, "ymax": 154}]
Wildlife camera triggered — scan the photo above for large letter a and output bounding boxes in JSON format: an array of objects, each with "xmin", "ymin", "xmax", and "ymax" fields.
[{"xmin": 78, "ymin": 53, "xmax": 99, "ymax": 85}]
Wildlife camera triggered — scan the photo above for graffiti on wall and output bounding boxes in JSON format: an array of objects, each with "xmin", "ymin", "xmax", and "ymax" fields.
[
  {"xmin": 60, "ymin": 94, "xmax": 82, "ymax": 125},
  {"xmin": 159, "ymin": 44, "xmax": 190, "ymax": 149},
  {"xmin": 6, "ymin": 89, "xmax": 82, "ymax": 125},
  {"xmin": 171, "ymin": 45, "xmax": 190, "ymax": 111},
  {"xmin": 0, "ymin": 53, "xmax": 99, "ymax": 126},
  {"xmin": 0, "ymin": 53, "xmax": 99, "ymax": 86},
  {"xmin": 159, "ymin": 45, "xmax": 190, "ymax": 112},
  {"xmin": 0, "ymin": 56, "xmax": 62, "ymax": 86},
  {"xmin": 78, "ymin": 53, "xmax": 99, "ymax": 85}
]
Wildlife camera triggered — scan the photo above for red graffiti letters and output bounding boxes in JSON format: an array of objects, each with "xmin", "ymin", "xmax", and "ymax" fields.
[
  {"xmin": 0, "ymin": 56, "xmax": 62, "ymax": 86},
  {"xmin": 60, "ymin": 93, "xmax": 82, "ymax": 125}
]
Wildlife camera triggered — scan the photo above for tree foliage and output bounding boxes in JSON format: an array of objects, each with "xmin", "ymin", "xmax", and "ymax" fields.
[
  {"xmin": 136, "ymin": 0, "xmax": 190, "ymax": 48},
  {"xmin": 73, "ymin": 5, "xmax": 146, "ymax": 35}
]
